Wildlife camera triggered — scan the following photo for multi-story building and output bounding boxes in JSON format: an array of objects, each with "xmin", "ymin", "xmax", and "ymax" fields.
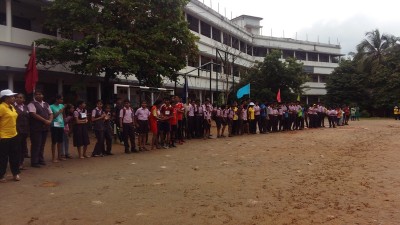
[{"xmin": 0, "ymin": 0, "xmax": 342, "ymax": 105}]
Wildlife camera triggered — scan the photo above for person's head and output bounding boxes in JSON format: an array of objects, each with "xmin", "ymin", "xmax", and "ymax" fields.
[
  {"xmin": 0, "ymin": 89, "xmax": 17, "ymax": 104},
  {"xmin": 15, "ymin": 93, "xmax": 25, "ymax": 105},
  {"xmin": 104, "ymin": 104, "xmax": 111, "ymax": 112},
  {"xmin": 123, "ymin": 99, "xmax": 130, "ymax": 108},
  {"xmin": 77, "ymin": 100, "xmax": 86, "ymax": 109},
  {"xmin": 96, "ymin": 99, "xmax": 103, "ymax": 109},
  {"xmin": 55, "ymin": 94, "xmax": 63, "ymax": 105},
  {"xmin": 116, "ymin": 98, "xmax": 122, "ymax": 105},
  {"xmin": 141, "ymin": 101, "xmax": 147, "ymax": 108},
  {"xmin": 164, "ymin": 97, "xmax": 170, "ymax": 105},
  {"xmin": 65, "ymin": 104, "xmax": 75, "ymax": 115},
  {"xmin": 34, "ymin": 90, "xmax": 44, "ymax": 102}
]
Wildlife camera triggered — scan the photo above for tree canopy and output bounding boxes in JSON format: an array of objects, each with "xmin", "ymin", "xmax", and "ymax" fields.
[
  {"xmin": 326, "ymin": 29, "xmax": 400, "ymax": 116},
  {"xmin": 238, "ymin": 50, "xmax": 307, "ymax": 103},
  {"xmin": 36, "ymin": 0, "xmax": 198, "ymax": 92}
]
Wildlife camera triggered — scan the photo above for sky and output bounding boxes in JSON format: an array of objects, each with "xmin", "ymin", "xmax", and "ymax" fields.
[{"xmin": 200, "ymin": 0, "xmax": 400, "ymax": 55}]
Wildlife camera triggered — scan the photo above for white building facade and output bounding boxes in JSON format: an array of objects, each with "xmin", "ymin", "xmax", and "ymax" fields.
[{"xmin": 0, "ymin": 0, "xmax": 341, "ymax": 105}]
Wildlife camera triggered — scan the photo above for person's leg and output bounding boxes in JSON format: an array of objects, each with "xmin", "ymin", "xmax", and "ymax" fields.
[
  {"xmin": 129, "ymin": 126, "xmax": 136, "ymax": 152},
  {"xmin": 8, "ymin": 137, "xmax": 20, "ymax": 179},
  {"xmin": 122, "ymin": 124, "xmax": 130, "ymax": 153},
  {"xmin": 39, "ymin": 131, "xmax": 48, "ymax": 165},
  {"xmin": 104, "ymin": 129, "xmax": 112, "ymax": 154},
  {"xmin": 0, "ymin": 139, "xmax": 9, "ymax": 179},
  {"xmin": 30, "ymin": 131, "xmax": 40, "ymax": 166}
]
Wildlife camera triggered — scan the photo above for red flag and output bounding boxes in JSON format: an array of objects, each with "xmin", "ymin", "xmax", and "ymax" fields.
[
  {"xmin": 276, "ymin": 88, "xmax": 281, "ymax": 103},
  {"xmin": 25, "ymin": 45, "xmax": 38, "ymax": 94}
]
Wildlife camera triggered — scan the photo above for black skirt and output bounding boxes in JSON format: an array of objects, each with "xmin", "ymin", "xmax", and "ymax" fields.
[{"xmin": 73, "ymin": 123, "xmax": 90, "ymax": 147}]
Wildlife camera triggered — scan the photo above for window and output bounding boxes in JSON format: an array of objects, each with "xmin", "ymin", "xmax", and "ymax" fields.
[
  {"xmin": 200, "ymin": 21, "xmax": 211, "ymax": 38},
  {"xmin": 295, "ymin": 51, "xmax": 306, "ymax": 61},
  {"xmin": 253, "ymin": 47, "xmax": 268, "ymax": 57},
  {"xmin": 200, "ymin": 56, "xmax": 211, "ymax": 71},
  {"xmin": 213, "ymin": 59, "xmax": 222, "ymax": 73},
  {"xmin": 212, "ymin": 27, "xmax": 221, "ymax": 42},
  {"xmin": 282, "ymin": 50, "xmax": 294, "ymax": 59},
  {"xmin": 309, "ymin": 74, "xmax": 318, "ymax": 83},
  {"xmin": 319, "ymin": 54, "xmax": 329, "ymax": 62},
  {"xmin": 240, "ymin": 41, "xmax": 246, "ymax": 53},
  {"xmin": 0, "ymin": 12, "xmax": 5, "ymax": 25},
  {"xmin": 223, "ymin": 32, "xmax": 231, "ymax": 46},
  {"xmin": 187, "ymin": 14, "xmax": 199, "ymax": 33},
  {"xmin": 319, "ymin": 75, "xmax": 326, "ymax": 83},
  {"xmin": 13, "ymin": 15, "xmax": 31, "ymax": 30},
  {"xmin": 331, "ymin": 56, "xmax": 340, "ymax": 63},
  {"xmin": 232, "ymin": 37, "xmax": 239, "ymax": 50},
  {"xmin": 247, "ymin": 44, "xmax": 253, "ymax": 56},
  {"xmin": 308, "ymin": 52, "xmax": 318, "ymax": 62}
]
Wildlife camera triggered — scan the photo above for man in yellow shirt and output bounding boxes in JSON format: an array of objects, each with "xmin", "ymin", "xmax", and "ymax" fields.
[
  {"xmin": 248, "ymin": 102, "xmax": 256, "ymax": 134},
  {"xmin": 0, "ymin": 89, "xmax": 20, "ymax": 182}
]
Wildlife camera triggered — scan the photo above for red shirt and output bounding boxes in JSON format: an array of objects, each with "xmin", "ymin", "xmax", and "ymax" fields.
[
  {"xmin": 160, "ymin": 104, "xmax": 173, "ymax": 120},
  {"xmin": 175, "ymin": 102, "xmax": 184, "ymax": 120},
  {"xmin": 170, "ymin": 108, "xmax": 177, "ymax": 125}
]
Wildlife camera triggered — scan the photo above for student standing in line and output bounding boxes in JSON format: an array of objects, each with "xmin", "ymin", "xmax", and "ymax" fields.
[
  {"xmin": 62, "ymin": 104, "xmax": 74, "ymax": 159},
  {"xmin": 103, "ymin": 104, "xmax": 113, "ymax": 155},
  {"xmin": 248, "ymin": 102, "xmax": 256, "ymax": 134},
  {"xmin": 120, "ymin": 99, "xmax": 136, "ymax": 153},
  {"xmin": 0, "ymin": 89, "xmax": 20, "ymax": 182},
  {"xmin": 149, "ymin": 99, "xmax": 162, "ymax": 150},
  {"xmin": 91, "ymin": 100, "xmax": 106, "ymax": 157},
  {"xmin": 169, "ymin": 101, "xmax": 178, "ymax": 147},
  {"xmin": 174, "ymin": 96, "xmax": 185, "ymax": 144},
  {"xmin": 73, "ymin": 100, "xmax": 90, "ymax": 158},
  {"xmin": 14, "ymin": 93, "xmax": 30, "ymax": 169},
  {"xmin": 28, "ymin": 90, "xmax": 53, "ymax": 168},
  {"xmin": 187, "ymin": 100, "xmax": 196, "ymax": 139},
  {"xmin": 159, "ymin": 98, "xmax": 173, "ymax": 149},
  {"xmin": 203, "ymin": 104, "xmax": 212, "ymax": 139},
  {"xmin": 50, "ymin": 95, "xmax": 66, "ymax": 162},
  {"xmin": 135, "ymin": 101, "xmax": 150, "ymax": 151}
]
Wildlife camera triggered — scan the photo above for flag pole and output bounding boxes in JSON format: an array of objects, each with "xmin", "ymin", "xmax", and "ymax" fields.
[{"xmin": 249, "ymin": 83, "xmax": 250, "ymax": 98}]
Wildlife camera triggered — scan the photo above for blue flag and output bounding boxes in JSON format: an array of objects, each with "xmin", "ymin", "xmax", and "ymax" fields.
[{"xmin": 236, "ymin": 83, "xmax": 250, "ymax": 99}]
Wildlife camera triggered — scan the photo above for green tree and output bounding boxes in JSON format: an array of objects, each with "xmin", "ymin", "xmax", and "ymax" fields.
[
  {"xmin": 325, "ymin": 59, "xmax": 369, "ymax": 107},
  {"xmin": 36, "ymin": 0, "xmax": 198, "ymax": 99},
  {"xmin": 239, "ymin": 50, "xmax": 307, "ymax": 102},
  {"xmin": 355, "ymin": 29, "xmax": 398, "ymax": 73}
]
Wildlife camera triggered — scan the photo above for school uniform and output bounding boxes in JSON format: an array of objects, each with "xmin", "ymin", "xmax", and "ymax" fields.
[
  {"xmin": 73, "ymin": 108, "xmax": 90, "ymax": 148},
  {"xmin": 187, "ymin": 104, "xmax": 196, "ymax": 139},
  {"xmin": 92, "ymin": 107, "xmax": 105, "ymax": 156},
  {"xmin": 103, "ymin": 111, "xmax": 113, "ymax": 154},
  {"xmin": 120, "ymin": 107, "xmax": 136, "ymax": 153},
  {"xmin": 175, "ymin": 102, "xmax": 184, "ymax": 141},
  {"xmin": 135, "ymin": 107, "xmax": 150, "ymax": 134},
  {"xmin": 195, "ymin": 104, "xmax": 204, "ymax": 138},
  {"xmin": 14, "ymin": 103, "xmax": 30, "ymax": 166},
  {"xmin": 28, "ymin": 99, "xmax": 52, "ymax": 167},
  {"xmin": 248, "ymin": 107, "xmax": 256, "ymax": 134}
]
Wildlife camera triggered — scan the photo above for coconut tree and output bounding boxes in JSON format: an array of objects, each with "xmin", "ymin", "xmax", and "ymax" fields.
[{"xmin": 355, "ymin": 29, "xmax": 399, "ymax": 73}]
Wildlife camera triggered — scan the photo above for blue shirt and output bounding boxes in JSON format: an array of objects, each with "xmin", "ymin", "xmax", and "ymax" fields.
[{"xmin": 260, "ymin": 104, "xmax": 266, "ymax": 117}]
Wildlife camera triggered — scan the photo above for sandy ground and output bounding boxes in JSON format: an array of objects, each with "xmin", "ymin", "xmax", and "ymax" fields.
[{"xmin": 1, "ymin": 119, "xmax": 400, "ymax": 225}]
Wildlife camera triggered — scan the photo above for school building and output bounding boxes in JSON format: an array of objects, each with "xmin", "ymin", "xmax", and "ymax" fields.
[{"xmin": 0, "ymin": 0, "xmax": 342, "ymax": 105}]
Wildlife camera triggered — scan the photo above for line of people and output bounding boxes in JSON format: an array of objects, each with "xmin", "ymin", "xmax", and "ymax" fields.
[{"xmin": 0, "ymin": 87, "xmax": 356, "ymax": 183}]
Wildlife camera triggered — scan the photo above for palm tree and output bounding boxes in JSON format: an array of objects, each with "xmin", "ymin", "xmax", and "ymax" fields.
[{"xmin": 355, "ymin": 29, "xmax": 399, "ymax": 72}]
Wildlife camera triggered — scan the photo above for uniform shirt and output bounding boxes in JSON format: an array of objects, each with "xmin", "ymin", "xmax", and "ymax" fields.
[
  {"xmin": 135, "ymin": 107, "xmax": 150, "ymax": 121},
  {"xmin": 204, "ymin": 110, "xmax": 211, "ymax": 120},
  {"xmin": 91, "ymin": 107, "xmax": 103, "ymax": 118},
  {"xmin": 188, "ymin": 104, "xmax": 195, "ymax": 117},
  {"xmin": 50, "ymin": 103, "xmax": 65, "ymax": 128},
  {"xmin": 170, "ymin": 108, "xmax": 178, "ymax": 125},
  {"xmin": 241, "ymin": 109, "xmax": 248, "ymax": 121},
  {"xmin": 28, "ymin": 99, "xmax": 52, "ymax": 114},
  {"xmin": 119, "ymin": 107, "xmax": 134, "ymax": 123},
  {"xmin": 160, "ymin": 104, "xmax": 173, "ymax": 118},
  {"xmin": 197, "ymin": 104, "xmax": 204, "ymax": 115},
  {"xmin": 175, "ymin": 102, "xmax": 184, "ymax": 120},
  {"xmin": 248, "ymin": 107, "xmax": 255, "ymax": 120},
  {"xmin": 267, "ymin": 106, "xmax": 274, "ymax": 115},
  {"xmin": 233, "ymin": 107, "xmax": 238, "ymax": 120},
  {"xmin": 0, "ymin": 102, "xmax": 18, "ymax": 138},
  {"xmin": 216, "ymin": 108, "xmax": 222, "ymax": 117},
  {"xmin": 254, "ymin": 105, "xmax": 260, "ymax": 116},
  {"xmin": 260, "ymin": 104, "xmax": 267, "ymax": 117}
]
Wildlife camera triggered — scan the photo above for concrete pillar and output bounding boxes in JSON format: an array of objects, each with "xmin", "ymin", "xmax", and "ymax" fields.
[
  {"xmin": 7, "ymin": 73, "xmax": 14, "ymax": 91},
  {"xmin": 306, "ymin": 96, "xmax": 309, "ymax": 105},
  {"xmin": 97, "ymin": 82, "xmax": 102, "ymax": 100},
  {"xmin": 199, "ymin": 90, "xmax": 203, "ymax": 103},
  {"xmin": 306, "ymin": 52, "xmax": 308, "ymax": 61},
  {"xmin": 5, "ymin": 0, "xmax": 12, "ymax": 41},
  {"xmin": 57, "ymin": 79, "xmax": 63, "ymax": 94},
  {"xmin": 151, "ymin": 92, "xmax": 154, "ymax": 105},
  {"xmin": 211, "ymin": 91, "xmax": 214, "ymax": 103}
]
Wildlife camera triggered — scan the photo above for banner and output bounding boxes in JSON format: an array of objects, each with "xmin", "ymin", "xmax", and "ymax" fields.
[
  {"xmin": 25, "ymin": 44, "xmax": 38, "ymax": 94},
  {"xmin": 276, "ymin": 88, "xmax": 281, "ymax": 103}
]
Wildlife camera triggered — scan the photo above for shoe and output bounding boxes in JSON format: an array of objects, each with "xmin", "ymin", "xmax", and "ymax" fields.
[
  {"xmin": 105, "ymin": 152, "xmax": 114, "ymax": 155},
  {"xmin": 13, "ymin": 175, "xmax": 21, "ymax": 181},
  {"xmin": 163, "ymin": 145, "xmax": 169, "ymax": 149},
  {"xmin": 31, "ymin": 164, "xmax": 41, "ymax": 168},
  {"xmin": 19, "ymin": 166, "xmax": 26, "ymax": 170},
  {"xmin": 0, "ymin": 177, "xmax": 6, "ymax": 183}
]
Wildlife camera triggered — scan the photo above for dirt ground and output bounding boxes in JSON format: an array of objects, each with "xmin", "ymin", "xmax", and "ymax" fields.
[{"xmin": 1, "ymin": 119, "xmax": 400, "ymax": 225}]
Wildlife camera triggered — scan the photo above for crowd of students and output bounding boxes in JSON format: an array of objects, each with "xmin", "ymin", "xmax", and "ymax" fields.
[{"xmin": 0, "ymin": 88, "xmax": 357, "ymax": 183}]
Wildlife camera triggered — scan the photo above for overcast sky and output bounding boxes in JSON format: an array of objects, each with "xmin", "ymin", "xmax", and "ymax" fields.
[{"xmin": 201, "ymin": 0, "xmax": 400, "ymax": 55}]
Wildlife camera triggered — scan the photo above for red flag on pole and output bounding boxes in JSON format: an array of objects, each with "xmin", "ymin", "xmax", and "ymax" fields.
[
  {"xmin": 276, "ymin": 88, "xmax": 281, "ymax": 103},
  {"xmin": 25, "ymin": 44, "xmax": 38, "ymax": 94}
]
